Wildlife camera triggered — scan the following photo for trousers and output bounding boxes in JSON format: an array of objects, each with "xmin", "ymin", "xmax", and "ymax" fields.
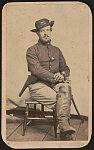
[{"xmin": 29, "ymin": 82, "xmax": 71, "ymax": 125}]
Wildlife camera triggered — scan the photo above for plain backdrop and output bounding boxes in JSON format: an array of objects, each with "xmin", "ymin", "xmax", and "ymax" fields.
[{"xmin": 3, "ymin": 2, "xmax": 92, "ymax": 116}]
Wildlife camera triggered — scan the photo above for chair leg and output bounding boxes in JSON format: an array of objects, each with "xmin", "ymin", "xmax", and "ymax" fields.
[
  {"xmin": 22, "ymin": 112, "xmax": 27, "ymax": 136},
  {"xmin": 32, "ymin": 104, "xmax": 36, "ymax": 125},
  {"xmin": 22, "ymin": 104, "xmax": 29, "ymax": 136},
  {"xmin": 53, "ymin": 108, "xmax": 57, "ymax": 138},
  {"xmin": 41, "ymin": 104, "xmax": 45, "ymax": 117}
]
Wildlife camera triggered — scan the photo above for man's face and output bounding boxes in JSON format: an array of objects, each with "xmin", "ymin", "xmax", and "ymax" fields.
[{"xmin": 37, "ymin": 25, "xmax": 51, "ymax": 43}]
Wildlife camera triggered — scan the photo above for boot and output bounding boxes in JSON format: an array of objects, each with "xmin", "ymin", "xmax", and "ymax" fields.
[
  {"xmin": 59, "ymin": 119, "xmax": 76, "ymax": 137},
  {"xmin": 56, "ymin": 83, "xmax": 76, "ymax": 139},
  {"xmin": 57, "ymin": 119, "xmax": 76, "ymax": 135}
]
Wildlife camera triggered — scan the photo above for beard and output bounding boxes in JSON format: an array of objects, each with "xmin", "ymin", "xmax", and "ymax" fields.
[{"xmin": 40, "ymin": 36, "xmax": 51, "ymax": 44}]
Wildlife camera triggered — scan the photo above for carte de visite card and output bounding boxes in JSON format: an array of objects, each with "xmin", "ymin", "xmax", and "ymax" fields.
[{"xmin": 2, "ymin": 1, "xmax": 92, "ymax": 149}]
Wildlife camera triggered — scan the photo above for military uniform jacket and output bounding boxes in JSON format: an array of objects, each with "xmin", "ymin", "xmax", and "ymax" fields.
[{"xmin": 26, "ymin": 40, "xmax": 70, "ymax": 84}]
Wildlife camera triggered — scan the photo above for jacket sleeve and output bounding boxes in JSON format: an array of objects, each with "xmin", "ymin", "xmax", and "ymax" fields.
[
  {"xmin": 59, "ymin": 49, "xmax": 70, "ymax": 77},
  {"xmin": 26, "ymin": 47, "xmax": 55, "ymax": 83}
]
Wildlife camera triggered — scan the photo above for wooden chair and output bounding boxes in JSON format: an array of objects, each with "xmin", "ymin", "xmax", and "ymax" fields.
[
  {"xmin": 19, "ymin": 76, "xmax": 57, "ymax": 138},
  {"xmin": 22, "ymin": 98, "xmax": 57, "ymax": 137}
]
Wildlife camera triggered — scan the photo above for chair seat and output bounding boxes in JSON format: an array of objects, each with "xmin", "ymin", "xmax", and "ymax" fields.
[{"xmin": 25, "ymin": 98, "xmax": 55, "ymax": 104}]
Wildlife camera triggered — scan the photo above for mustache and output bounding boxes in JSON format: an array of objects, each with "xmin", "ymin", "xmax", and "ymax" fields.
[{"xmin": 43, "ymin": 35, "xmax": 49, "ymax": 38}]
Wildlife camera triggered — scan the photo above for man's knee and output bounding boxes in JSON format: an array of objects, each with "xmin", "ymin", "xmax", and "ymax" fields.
[
  {"xmin": 55, "ymin": 83, "xmax": 72, "ymax": 102},
  {"xmin": 59, "ymin": 83, "xmax": 70, "ymax": 92},
  {"xmin": 53, "ymin": 82, "xmax": 71, "ymax": 93}
]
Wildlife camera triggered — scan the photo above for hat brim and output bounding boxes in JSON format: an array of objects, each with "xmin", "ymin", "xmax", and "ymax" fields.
[{"xmin": 30, "ymin": 20, "xmax": 54, "ymax": 32}]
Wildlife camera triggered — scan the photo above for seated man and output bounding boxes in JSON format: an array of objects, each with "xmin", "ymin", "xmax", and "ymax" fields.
[{"xmin": 26, "ymin": 18, "xmax": 76, "ymax": 140}]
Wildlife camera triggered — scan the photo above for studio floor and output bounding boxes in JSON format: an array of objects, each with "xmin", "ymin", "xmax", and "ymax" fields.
[{"xmin": 6, "ymin": 113, "xmax": 88, "ymax": 141}]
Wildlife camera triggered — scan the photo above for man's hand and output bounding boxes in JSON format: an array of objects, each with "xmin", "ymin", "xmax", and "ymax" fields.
[{"xmin": 54, "ymin": 72, "xmax": 64, "ymax": 82}]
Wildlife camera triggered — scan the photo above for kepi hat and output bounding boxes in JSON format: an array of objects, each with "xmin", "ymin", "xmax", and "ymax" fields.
[{"xmin": 30, "ymin": 18, "xmax": 54, "ymax": 32}]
